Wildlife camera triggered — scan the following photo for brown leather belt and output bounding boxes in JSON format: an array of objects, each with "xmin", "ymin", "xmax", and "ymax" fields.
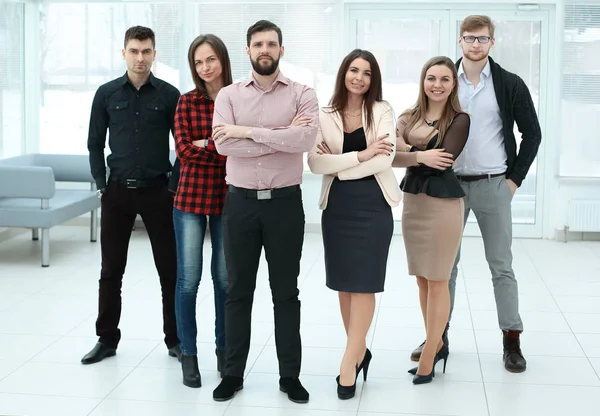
[{"xmin": 455, "ymin": 172, "xmax": 505, "ymax": 182}]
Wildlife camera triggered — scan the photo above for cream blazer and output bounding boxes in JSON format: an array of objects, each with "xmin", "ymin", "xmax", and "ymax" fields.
[{"xmin": 307, "ymin": 100, "xmax": 401, "ymax": 210}]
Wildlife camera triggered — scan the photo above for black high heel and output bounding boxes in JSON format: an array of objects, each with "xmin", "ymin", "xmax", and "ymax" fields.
[
  {"xmin": 412, "ymin": 367, "xmax": 434, "ymax": 384},
  {"xmin": 408, "ymin": 344, "xmax": 450, "ymax": 375},
  {"xmin": 336, "ymin": 365, "xmax": 358, "ymax": 400},
  {"xmin": 357, "ymin": 348, "xmax": 372, "ymax": 381}
]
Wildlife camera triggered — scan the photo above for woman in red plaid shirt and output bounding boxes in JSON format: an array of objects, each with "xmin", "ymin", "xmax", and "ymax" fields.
[{"xmin": 172, "ymin": 34, "xmax": 232, "ymax": 388}]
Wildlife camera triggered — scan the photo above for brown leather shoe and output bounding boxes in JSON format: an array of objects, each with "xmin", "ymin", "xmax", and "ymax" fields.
[
  {"xmin": 503, "ymin": 330, "xmax": 527, "ymax": 373},
  {"xmin": 410, "ymin": 323, "xmax": 450, "ymax": 362}
]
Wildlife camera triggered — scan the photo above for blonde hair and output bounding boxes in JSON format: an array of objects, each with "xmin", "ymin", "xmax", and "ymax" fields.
[{"xmin": 460, "ymin": 15, "xmax": 495, "ymax": 38}]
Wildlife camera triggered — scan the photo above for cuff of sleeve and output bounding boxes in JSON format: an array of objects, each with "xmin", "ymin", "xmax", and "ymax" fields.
[
  {"xmin": 508, "ymin": 173, "xmax": 523, "ymax": 187},
  {"xmin": 206, "ymin": 138, "xmax": 216, "ymax": 151},
  {"xmin": 95, "ymin": 178, "xmax": 107, "ymax": 191}
]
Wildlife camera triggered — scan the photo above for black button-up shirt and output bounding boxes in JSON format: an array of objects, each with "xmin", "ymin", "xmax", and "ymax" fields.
[{"xmin": 87, "ymin": 72, "xmax": 180, "ymax": 190}]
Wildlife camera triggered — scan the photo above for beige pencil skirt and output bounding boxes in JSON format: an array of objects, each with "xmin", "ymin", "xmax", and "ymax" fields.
[{"xmin": 401, "ymin": 193, "xmax": 464, "ymax": 281}]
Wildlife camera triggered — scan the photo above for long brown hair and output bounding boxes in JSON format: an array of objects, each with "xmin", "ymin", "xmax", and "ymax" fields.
[
  {"xmin": 328, "ymin": 49, "xmax": 383, "ymax": 134},
  {"xmin": 401, "ymin": 56, "xmax": 463, "ymax": 147},
  {"xmin": 187, "ymin": 34, "xmax": 233, "ymax": 94}
]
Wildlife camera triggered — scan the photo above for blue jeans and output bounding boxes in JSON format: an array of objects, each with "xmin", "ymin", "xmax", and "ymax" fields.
[{"xmin": 173, "ymin": 208, "xmax": 228, "ymax": 356}]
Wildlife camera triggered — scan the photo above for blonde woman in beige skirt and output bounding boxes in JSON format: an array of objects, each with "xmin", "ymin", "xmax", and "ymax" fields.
[{"xmin": 393, "ymin": 56, "xmax": 470, "ymax": 385}]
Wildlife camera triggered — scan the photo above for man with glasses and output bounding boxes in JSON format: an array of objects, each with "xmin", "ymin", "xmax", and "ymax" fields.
[{"xmin": 409, "ymin": 15, "xmax": 542, "ymax": 374}]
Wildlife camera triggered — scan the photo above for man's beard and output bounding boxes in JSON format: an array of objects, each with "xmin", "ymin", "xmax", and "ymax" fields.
[
  {"xmin": 251, "ymin": 55, "xmax": 279, "ymax": 76},
  {"xmin": 465, "ymin": 50, "xmax": 488, "ymax": 62}
]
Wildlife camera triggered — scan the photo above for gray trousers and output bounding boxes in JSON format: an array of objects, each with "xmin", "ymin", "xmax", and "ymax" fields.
[{"xmin": 448, "ymin": 175, "xmax": 523, "ymax": 332}]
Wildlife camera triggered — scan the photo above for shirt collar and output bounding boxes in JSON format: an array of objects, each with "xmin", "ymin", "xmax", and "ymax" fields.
[
  {"xmin": 120, "ymin": 71, "xmax": 157, "ymax": 87},
  {"xmin": 243, "ymin": 70, "xmax": 289, "ymax": 88},
  {"xmin": 458, "ymin": 59, "xmax": 491, "ymax": 79}
]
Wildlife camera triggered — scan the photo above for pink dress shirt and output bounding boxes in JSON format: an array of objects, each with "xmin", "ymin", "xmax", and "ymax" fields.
[{"xmin": 213, "ymin": 71, "xmax": 319, "ymax": 190}]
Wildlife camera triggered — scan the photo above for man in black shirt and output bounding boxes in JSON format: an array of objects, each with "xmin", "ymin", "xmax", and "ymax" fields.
[{"xmin": 82, "ymin": 26, "xmax": 181, "ymax": 364}]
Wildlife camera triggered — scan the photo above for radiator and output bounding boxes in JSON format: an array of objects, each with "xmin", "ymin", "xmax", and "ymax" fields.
[{"xmin": 567, "ymin": 200, "xmax": 600, "ymax": 232}]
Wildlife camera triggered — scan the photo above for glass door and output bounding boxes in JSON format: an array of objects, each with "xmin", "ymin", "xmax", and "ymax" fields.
[
  {"xmin": 348, "ymin": 9, "xmax": 451, "ymax": 222},
  {"xmin": 450, "ymin": 9, "xmax": 549, "ymax": 238},
  {"xmin": 347, "ymin": 5, "xmax": 551, "ymax": 238}
]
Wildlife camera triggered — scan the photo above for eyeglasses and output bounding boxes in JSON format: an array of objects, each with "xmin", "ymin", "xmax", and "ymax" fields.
[{"xmin": 462, "ymin": 36, "xmax": 491, "ymax": 44}]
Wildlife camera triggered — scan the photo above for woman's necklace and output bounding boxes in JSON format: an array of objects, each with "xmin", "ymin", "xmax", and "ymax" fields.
[{"xmin": 343, "ymin": 110, "xmax": 362, "ymax": 118}]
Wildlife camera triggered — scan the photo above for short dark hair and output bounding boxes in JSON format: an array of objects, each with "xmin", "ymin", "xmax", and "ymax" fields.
[
  {"xmin": 124, "ymin": 26, "xmax": 156, "ymax": 49},
  {"xmin": 187, "ymin": 34, "xmax": 233, "ymax": 93},
  {"xmin": 246, "ymin": 20, "xmax": 282, "ymax": 47}
]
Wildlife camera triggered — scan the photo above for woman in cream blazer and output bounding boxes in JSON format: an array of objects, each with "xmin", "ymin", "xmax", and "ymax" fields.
[{"xmin": 307, "ymin": 49, "xmax": 400, "ymax": 400}]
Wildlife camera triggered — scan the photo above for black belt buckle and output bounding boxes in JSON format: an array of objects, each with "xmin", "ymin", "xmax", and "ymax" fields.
[
  {"xmin": 126, "ymin": 179, "xmax": 138, "ymax": 189},
  {"xmin": 256, "ymin": 190, "xmax": 272, "ymax": 200}
]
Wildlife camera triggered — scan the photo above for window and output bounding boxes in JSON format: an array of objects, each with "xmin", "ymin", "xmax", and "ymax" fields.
[
  {"xmin": 0, "ymin": 1, "xmax": 25, "ymax": 159},
  {"xmin": 40, "ymin": 2, "xmax": 182, "ymax": 155},
  {"xmin": 193, "ymin": 2, "xmax": 338, "ymax": 106},
  {"xmin": 561, "ymin": 1, "xmax": 600, "ymax": 177}
]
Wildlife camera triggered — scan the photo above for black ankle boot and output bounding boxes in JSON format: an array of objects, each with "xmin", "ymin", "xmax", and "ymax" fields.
[
  {"xmin": 181, "ymin": 355, "xmax": 201, "ymax": 388},
  {"xmin": 503, "ymin": 330, "xmax": 527, "ymax": 373},
  {"xmin": 215, "ymin": 348, "xmax": 225, "ymax": 378}
]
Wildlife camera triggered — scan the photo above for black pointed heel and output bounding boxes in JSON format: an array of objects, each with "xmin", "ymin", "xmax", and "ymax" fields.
[
  {"xmin": 357, "ymin": 348, "xmax": 372, "ymax": 381},
  {"xmin": 412, "ymin": 367, "xmax": 435, "ymax": 385},
  {"xmin": 408, "ymin": 344, "xmax": 450, "ymax": 375}
]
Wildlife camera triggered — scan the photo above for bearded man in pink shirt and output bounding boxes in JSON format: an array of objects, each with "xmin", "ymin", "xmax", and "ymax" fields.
[{"xmin": 211, "ymin": 19, "xmax": 319, "ymax": 404}]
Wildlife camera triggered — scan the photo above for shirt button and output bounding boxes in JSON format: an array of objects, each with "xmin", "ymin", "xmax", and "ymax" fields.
[
  {"xmin": 258, "ymin": 162, "xmax": 261, "ymax": 166},
  {"xmin": 135, "ymin": 129, "xmax": 139, "ymax": 133},
  {"xmin": 116, "ymin": 106, "xmax": 120, "ymax": 109},
  {"xmin": 154, "ymin": 107, "xmax": 158, "ymax": 110},
  {"xmin": 136, "ymin": 112, "xmax": 139, "ymax": 115}
]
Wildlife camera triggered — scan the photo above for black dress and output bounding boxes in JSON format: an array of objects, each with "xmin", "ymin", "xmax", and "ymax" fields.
[{"xmin": 321, "ymin": 127, "xmax": 393, "ymax": 293}]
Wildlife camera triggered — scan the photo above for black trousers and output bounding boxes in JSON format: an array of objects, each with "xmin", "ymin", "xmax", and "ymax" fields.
[
  {"xmin": 222, "ymin": 186, "xmax": 305, "ymax": 378},
  {"xmin": 96, "ymin": 179, "xmax": 179, "ymax": 349}
]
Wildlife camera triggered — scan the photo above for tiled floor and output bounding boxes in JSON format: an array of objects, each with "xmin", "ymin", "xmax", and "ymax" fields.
[{"xmin": 1, "ymin": 225, "xmax": 599, "ymax": 416}]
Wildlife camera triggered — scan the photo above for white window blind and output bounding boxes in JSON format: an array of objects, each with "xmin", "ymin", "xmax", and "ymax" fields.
[
  {"xmin": 561, "ymin": 1, "xmax": 600, "ymax": 177},
  {"xmin": 0, "ymin": 0, "xmax": 25, "ymax": 159},
  {"xmin": 193, "ymin": 1, "xmax": 338, "ymax": 106},
  {"xmin": 39, "ymin": 1, "xmax": 338, "ymax": 158}
]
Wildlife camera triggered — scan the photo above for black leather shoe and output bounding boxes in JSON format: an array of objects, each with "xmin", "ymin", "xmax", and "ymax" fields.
[
  {"xmin": 215, "ymin": 349, "xmax": 225, "ymax": 378},
  {"xmin": 279, "ymin": 377, "xmax": 309, "ymax": 404},
  {"xmin": 503, "ymin": 330, "xmax": 527, "ymax": 373},
  {"xmin": 411, "ymin": 323, "xmax": 450, "ymax": 362},
  {"xmin": 213, "ymin": 376, "xmax": 243, "ymax": 401},
  {"xmin": 81, "ymin": 342, "xmax": 116, "ymax": 365},
  {"xmin": 181, "ymin": 355, "xmax": 201, "ymax": 388},
  {"xmin": 168, "ymin": 344, "xmax": 182, "ymax": 362}
]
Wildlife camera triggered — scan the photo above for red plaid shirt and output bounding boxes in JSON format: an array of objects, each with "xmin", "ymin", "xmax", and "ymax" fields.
[{"xmin": 173, "ymin": 90, "xmax": 227, "ymax": 215}]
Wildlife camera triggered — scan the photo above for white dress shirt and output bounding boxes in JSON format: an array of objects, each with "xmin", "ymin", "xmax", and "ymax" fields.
[{"xmin": 454, "ymin": 60, "xmax": 507, "ymax": 175}]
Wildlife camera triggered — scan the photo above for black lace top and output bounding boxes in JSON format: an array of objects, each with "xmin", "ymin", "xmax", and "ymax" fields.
[{"xmin": 398, "ymin": 113, "xmax": 470, "ymax": 198}]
